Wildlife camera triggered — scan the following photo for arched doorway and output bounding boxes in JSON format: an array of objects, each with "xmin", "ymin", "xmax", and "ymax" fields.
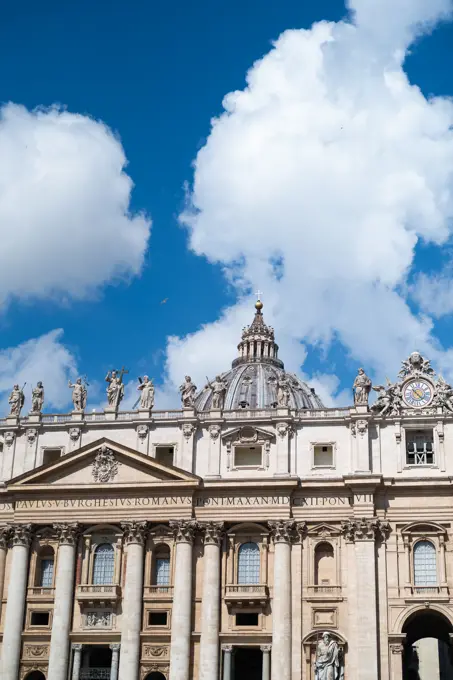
[
  {"xmin": 144, "ymin": 673, "xmax": 166, "ymax": 680},
  {"xmin": 402, "ymin": 610, "xmax": 453, "ymax": 679},
  {"xmin": 24, "ymin": 672, "xmax": 46, "ymax": 680}
]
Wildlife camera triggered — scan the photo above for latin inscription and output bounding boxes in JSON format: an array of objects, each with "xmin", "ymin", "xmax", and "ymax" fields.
[{"xmin": 16, "ymin": 497, "xmax": 192, "ymax": 510}]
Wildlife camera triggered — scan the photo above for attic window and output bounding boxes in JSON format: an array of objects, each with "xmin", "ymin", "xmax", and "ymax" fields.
[
  {"xmin": 234, "ymin": 446, "xmax": 262, "ymax": 468},
  {"xmin": 42, "ymin": 448, "xmax": 62, "ymax": 466},
  {"xmin": 313, "ymin": 445, "xmax": 334, "ymax": 467},
  {"xmin": 155, "ymin": 446, "xmax": 174, "ymax": 467}
]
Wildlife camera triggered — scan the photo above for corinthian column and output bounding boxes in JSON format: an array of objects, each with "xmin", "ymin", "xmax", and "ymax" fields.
[
  {"xmin": 268, "ymin": 521, "xmax": 293, "ymax": 680},
  {"xmin": 342, "ymin": 518, "xmax": 390, "ymax": 680},
  {"xmin": 118, "ymin": 521, "xmax": 147, "ymax": 680},
  {"xmin": 199, "ymin": 522, "xmax": 224, "ymax": 680},
  {"xmin": 0, "ymin": 524, "xmax": 32, "ymax": 680},
  {"xmin": 48, "ymin": 523, "xmax": 80, "ymax": 680},
  {"xmin": 169, "ymin": 520, "xmax": 198, "ymax": 680}
]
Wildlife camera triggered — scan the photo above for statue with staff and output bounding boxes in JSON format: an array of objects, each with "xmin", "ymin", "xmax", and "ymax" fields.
[
  {"xmin": 105, "ymin": 367, "xmax": 128, "ymax": 410},
  {"xmin": 8, "ymin": 383, "xmax": 25, "ymax": 417},
  {"xmin": 68, "ymin": 377, "xmax": 88, "ymax": 411}
]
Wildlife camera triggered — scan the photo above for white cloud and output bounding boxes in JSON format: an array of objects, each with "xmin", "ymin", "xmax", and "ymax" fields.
[
  {"xmin": 0, "ymin": 103, "xmax": 151, "ymax": 306},
  {"xmin": 411, "ymin": 269, "xmax": 453, "ymax": 318},
  {"xmin": 0, "ymin": 330, "xmax": 78, "ymax": 414},
  {"xmin": 160, "ymin": 0, "xmax": 453, "ymax": 402}
]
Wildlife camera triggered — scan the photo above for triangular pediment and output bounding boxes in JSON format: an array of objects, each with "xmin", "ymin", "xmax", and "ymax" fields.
[
  {"xmin": 307, "ymin": 523, "xmax": 341, "ymax": 537},
  {"xmin": 8, "ymin": 438, "xmax": 200, "ymax": 490}
]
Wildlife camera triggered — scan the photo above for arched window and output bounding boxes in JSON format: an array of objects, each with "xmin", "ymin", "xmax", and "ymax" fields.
[
  {"xmin": 92, "ymin": 543, "xmax": 115, "ymax": 585},
  {"xmin": 36, "ymin": 546, "xmax": 54, "ymax": 588},
  {"xmin": 237, "ymin": 542, "xmax": 260, "ymax": 584},
  {"xmin": 413, "ymin": 540, "xmax": 437, "ymax": 586},
  {"xmin": 314, "ymin": 542, "xmax": 335, "ymax": 586},
  {"xmin": 153, "ymin": 545, "xmax": 171, "ymax": 586}
]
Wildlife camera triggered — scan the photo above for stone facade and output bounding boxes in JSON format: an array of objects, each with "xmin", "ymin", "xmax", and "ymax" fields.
[{"xmin": 0, "ymin": 304, "xmax": 452, "ymax": 679}]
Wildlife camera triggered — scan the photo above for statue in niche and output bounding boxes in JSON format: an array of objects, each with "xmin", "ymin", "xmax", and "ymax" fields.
[
  {"xmin": 353, "ymin": 367, "xmax": 371, "ymax": 405},
  {"xmin": 179, "ymin": 375, "xmax": 197, "ymax": 407},
  {"xmin": 31, "ymin": 382, "xmax": 45, "ymax": 413},
  {"xmin": 314, "ymin": 632, "xmax": 344, "ymax": 680},
  {"xmin": 68, "ymin": 378, "xmax": 87, "ymax": 411},
  {"xmin": 277, "ymin": 372, "xmax": 291, "ymax": 407},
  {"xmin": 8, "ymin": 384, "xmax": 25, "ymax": 416},
  {"xmin": 206, "ymin": 375, "xmax": 227, "ymax": 409},
  {"xmin": 137, "ymin": 375, "xmax": 155, "ymax": 410},
  {"xmin": 105, "ymin": 368, "xmax": 128, "ymax": 409}
]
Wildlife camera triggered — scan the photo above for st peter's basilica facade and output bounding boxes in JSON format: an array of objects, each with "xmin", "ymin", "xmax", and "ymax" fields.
[{"xmin": 0, "ymin": 300, "xmax": 452, "ymax": 680}]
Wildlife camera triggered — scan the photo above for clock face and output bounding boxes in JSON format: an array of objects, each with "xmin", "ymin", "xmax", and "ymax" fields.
[{"xmin": 403, "ymin": 380, "xmax": 433, "ymax": 408}]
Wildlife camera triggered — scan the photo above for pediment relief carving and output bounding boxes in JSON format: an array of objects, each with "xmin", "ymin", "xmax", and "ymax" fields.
[
  {"xmin": 7, "ymin": 438, "xmax": 200, "ymax": 489},
  {"xmin": 222, "ymin": 425, "xmax": 274, "ymax": 445}
]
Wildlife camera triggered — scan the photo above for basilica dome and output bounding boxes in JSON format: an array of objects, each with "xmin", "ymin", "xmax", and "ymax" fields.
[{"xmin": 195, "ymin": 300, "xmax": 324, "ymax": 411}]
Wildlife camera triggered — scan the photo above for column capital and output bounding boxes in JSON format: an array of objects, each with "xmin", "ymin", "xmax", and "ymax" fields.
[
  {"xmin": 54, "ymin": 522, "xmax": 81, "ymax": 546},
  {"xmin": 268, "ymin": 520, "xmax": 295, "ymax": 543},
  {"xmin": 121, "ymin": 521, "xmax": 148, "ymax": 546},
  {"xmin": 222, "ymin": 645, "xmax": 234, "ymax": 653},
  {"xmin": 8, "ymin": 523, "xmax": 32, "ymax": 547},
  {"xmin": 170, "ymin": 519, "xmax": 198, "ymax": 544},
  {"xmin": 200, "ymin": 521, "xmax": 224, "ymax": 546},
  {"xmin": 341, "ymin": 517, "xmax": 391, "ymax": 542},
  {"xmin": 390, "ymin": 643, "xmax": 404, "ymax": 655},
  {"xmin": 110, "ymin": 643, "xmax": 121, "ymax": 651},
  {"xmin": 72, "ymin": 643, "xmax": 83, "ymax": 652},
  {"xmin": 260, "ymin": 644, "xmax": 272, "ymax": 652},
  {"xmin": 0, "ymin": 525, "xmax": 11, "ymax": 549}
]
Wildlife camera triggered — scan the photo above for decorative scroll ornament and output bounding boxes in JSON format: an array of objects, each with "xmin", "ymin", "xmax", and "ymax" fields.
[
  {"xmin": 398, "ymin": 352, "xmax": 434, "ymax": 379},
  {"xmin": 268, "ymin": 519, "xmax": 296, "ymax": 543},
  {"xmin": 25, "ymin": 645, "xmax": 49, "ymax": 658},
  {"xmin": 9, "ymin": 523, "xmax": 33, "ymax": 547},
  {"xmin": 341, "ymin": 517, "xmax": 391, "ymax": 542},
  {"xmin": 208, "ymin": 424, "xmax": 221, "ymax": 440},
  {"xmin": 26, "ymin": 429, "xmax": 38, "ymax": 446},
  {"xmin": 200, "ymin": 521, "xmax": 225, "ymax": 546},
  {"xmin": 143, "ymin": 646, "xmax": 169, "ymax": 658},
  {"xmin": 121, "ymin": 521, "xmax": 148, "ymax": 546},
  {"xmin": 4, "ymin": 431, "xmax": 15, "ymax": 447},
  {"xmin": 276, "ymin": 422, "xmax": 293, "ymax": 439},
  {"xmin": 69, "ymin": 427, "xmax": 81, "ymax": 442},
  {"xmin": 137, "ymin": 424, "xmax": 149, "ymax": 440},
  {"xmin": 54, "ymin": 522, "xmax": 80, "ymax": 546},
  {"xmin": 169, "ymin": 519, "xmax": 198, "ymax": 544},
  {"xmin": 182, "ymin": 423, "xmax": 195, "ymax": 441},
  {"xmin": 92, "ymin": 445, "xmax": 120, "ymax": 483}
]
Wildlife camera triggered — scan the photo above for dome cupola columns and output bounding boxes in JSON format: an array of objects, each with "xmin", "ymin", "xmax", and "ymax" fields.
[{"xmin": 233, "ymin": 298, "xmax": 283, "ymax": 369}]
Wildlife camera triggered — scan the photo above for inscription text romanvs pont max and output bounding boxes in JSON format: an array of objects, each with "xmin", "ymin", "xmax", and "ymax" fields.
[{"xmin": 0, "ymin": 495, "xmax": 356, "ymax": 512}]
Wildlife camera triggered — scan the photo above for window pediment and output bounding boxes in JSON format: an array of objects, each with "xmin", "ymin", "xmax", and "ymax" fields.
[
  {"xmin": 401, "ymin": 521, "xmax": 447, "ymax": 537},
  {"xmin": 222, "ymin": 426, "xmax": 274, "ymax": 445}
]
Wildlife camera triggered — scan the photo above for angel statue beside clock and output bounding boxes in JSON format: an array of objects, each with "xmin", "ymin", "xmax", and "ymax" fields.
[{"xmin": 353, "ymin": 351, "xmax": 453, "ymax": 417}]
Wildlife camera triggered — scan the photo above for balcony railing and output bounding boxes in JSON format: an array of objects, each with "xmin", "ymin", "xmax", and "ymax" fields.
[
  {"xmin": 413, "ymin": 586, "xmax": 440, "ymax": 595},
  {"xmin": 224, "ymin": 584, "xmax": 269, "ymax": 607},
  {"xmin": 27, "ymin": 586, "xmax": 55, "ymax": 600},
  {"xmin": 76, "ymin": 584, "xmax": 121, "ymax": 604},
  {"xmin": 79, "ymin": 669, "xmax": 111, "ymax": 680},
  {"xmin": 143, "ymin": 585, "xmax": 174, "ymax": 599}
]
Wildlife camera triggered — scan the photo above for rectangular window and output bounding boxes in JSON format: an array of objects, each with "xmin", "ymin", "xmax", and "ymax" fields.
[
  {"xmin": 155, "ymin": 558, "xmax": 170, "ymax": 586},
  {"xmin": 148, "ymin": 611, "xmax": 168, "ymax": 626},
  {"xmin": 235, "ymin": 613, "xmax": 259, "ymax": 626},
  {"xmin": 42, "ymin": 448, "xmax": 62, "ymax": 466},
  {"xmin": 30, "ymin": 611, "xmax": 50, "ymax": 626},
  {"xmin": 40, "ymin": 559, "xmax": 54, "ymax": 587},
  {"xmin": 406, "ymin": 430, "xmax": 434, "ymax": 465},
  {"xmin": 155, "ymin": 446, "xmax": 174, "ymax": 467},
  {"xmin": 234, "ymin": 446, "xmax": 262, "ymax": 467},
  {"xmin": 313, "ymin": 444, "xmax": 334, "ymax": 467}
]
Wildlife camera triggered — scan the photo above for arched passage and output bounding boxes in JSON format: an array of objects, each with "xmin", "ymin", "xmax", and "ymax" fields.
[
  {"xmin": 402, "ymin": 609, "xmax": 453, "ymax": 679},
  {"xmin": 144, "ymin": 672, "xmax": 166, "ymax": 680},
  {"xmin": 24, "ymin": 672, "xmax": 46, "ymax": 680}
]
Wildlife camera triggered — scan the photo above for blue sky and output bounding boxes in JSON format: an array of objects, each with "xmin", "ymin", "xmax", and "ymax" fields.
[{"xmin": 1, "ymin": 0, "xmax": 453, "ymax": 411}]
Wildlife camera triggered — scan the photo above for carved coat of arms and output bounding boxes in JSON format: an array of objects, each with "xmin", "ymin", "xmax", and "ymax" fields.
[{"xmin": 92, "ymin": 445, "xmax": 119, "ymax": 483}]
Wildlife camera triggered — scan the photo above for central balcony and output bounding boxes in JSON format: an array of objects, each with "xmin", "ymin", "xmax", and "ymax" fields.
[
  {"xmin": 143, "ymin": 585, "xmax": 174, "ymax": 601},
  {"xmin": 76, "ymin": 584, "xmax": 121, "ymax": 606},
  {"xmin": 27, "ymin": 587, "xmax": 55, "ymax": 601},
  {"xmin": 224, "ymin": 584, "xmax": 269, "ymax": 608}
]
